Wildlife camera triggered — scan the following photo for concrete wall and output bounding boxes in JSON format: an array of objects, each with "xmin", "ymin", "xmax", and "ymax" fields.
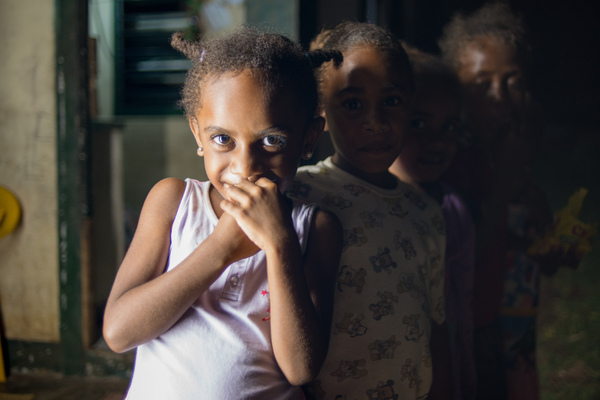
[
  {"xmin": 0, "ymin": 0, "xmax": 59, "ymax": 341},
  {"xmin": 121, "ymin": 116, "xmax": 204, "ymax": 226}
]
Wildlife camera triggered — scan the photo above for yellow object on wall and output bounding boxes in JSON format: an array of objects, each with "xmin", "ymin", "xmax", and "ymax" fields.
[
  {"xmin": 0, "ymin": 185, "xmax": 21, "ymax": 239},
  {"xmin": 0, "ymin": 186, "xmax": 21, "ymax": 380}
]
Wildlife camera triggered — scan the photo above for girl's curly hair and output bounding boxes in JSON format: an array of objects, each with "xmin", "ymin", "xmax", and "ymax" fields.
[
  {"xmin": 402, "ymin": 42, "xmax": 461, "ymax": 100},
  {"xmin": 438, "ymin": 2, "xmax": 532, "ymax": 73},
  {"xmin": 171, "ymin": 26, "xmax": 341, "ymax": 123},
  {"xmin": 310, "ymin": 21, "xmax": 414, "ymax": 94}
]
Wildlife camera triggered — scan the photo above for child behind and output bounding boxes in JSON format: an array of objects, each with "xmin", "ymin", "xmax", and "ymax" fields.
[
  {"xmin": 389, "ymin": 47, "xmax": 477, "ymax": 400},
  {"xmin": 439, "ymin": 3, "xmax": 582, "ymax": 400},
  {"xmin": 103, "ymin": 27, "xmax": 343, "ymax": 399},
  {"xmin": 287, "ymin": 22, "xmax": 449, "ymax": 400}
]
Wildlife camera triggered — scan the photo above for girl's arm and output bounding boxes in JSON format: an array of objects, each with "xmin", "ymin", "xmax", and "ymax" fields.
[
  {"xmin": 103, "ymin": 178, "xmax": 256, "ymax": 353},
  {"xmin": 222, "ymin": 179, "xmax": 342, "ymax": 385},
  {"xmin": 268, "ymin": 209, "xmax": 341, "ymax": 385}
]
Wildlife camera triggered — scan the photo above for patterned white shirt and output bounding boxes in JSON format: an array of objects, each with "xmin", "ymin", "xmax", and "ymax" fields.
[{"xmin": 287, "ymin": 158, "xmax": 446, "ymax": 400}]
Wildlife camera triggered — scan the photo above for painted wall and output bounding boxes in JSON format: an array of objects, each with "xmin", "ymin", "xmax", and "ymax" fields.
[
  {"xmin": 121, "ymin": 116, "xmax": 203, "ymax": 226},
  {"xmin": 0, "ymin": 0, "xmax": 59, "ymax": 341}
]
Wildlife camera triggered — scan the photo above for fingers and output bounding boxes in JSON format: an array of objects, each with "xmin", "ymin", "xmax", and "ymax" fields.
[
  {"xmin": 239, "ymin": 176, "xmax": 278, "ymax": 190},
  {"xmin": 224, "ymin": 177, "xmax": 278, "ymax": 205},
  {"xmin": 219, "ymin": 177, "xmax": 287, "ymax": 253},
  {"xmin": 219, "ymin": 178, "xmax": 280, "ymax": 224}
]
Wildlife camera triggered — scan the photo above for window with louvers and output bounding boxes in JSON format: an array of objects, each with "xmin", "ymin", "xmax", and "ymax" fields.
[{"xmin": 115, "ymin": 0, "xmax": 193, "ymax": 115}]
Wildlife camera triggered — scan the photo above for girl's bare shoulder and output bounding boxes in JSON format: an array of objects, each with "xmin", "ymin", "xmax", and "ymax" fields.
[{"xmin": 139, "ymin": 178, "xmax": 188, "ymax": 227}]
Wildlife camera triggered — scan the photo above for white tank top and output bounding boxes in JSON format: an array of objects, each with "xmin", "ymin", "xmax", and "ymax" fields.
[{"xmin": 126, "ymin": 179, "xmax": 315, "ymax": 400}]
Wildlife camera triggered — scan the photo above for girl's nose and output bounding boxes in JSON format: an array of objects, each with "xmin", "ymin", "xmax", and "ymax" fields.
[
  {"xmin": 362, "ymin": 107, "xmax": 389, "ymax": 135},
  {"xmin": 488, "ymin": 80, "xmax": 510, "ymax": 106},
  {"xmin": 230, "ymin": 149, "xmax": 263, "ymax": 181},
  {"xmin": 427, "ymin": 130, "xmax": 446, "ymax": 149}
]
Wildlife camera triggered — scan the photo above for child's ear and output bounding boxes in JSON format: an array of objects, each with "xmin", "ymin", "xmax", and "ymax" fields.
[
  {"xmin": 320, "ymin": 108, "xmax": 330, "ymax": 132},
  {"xmin": 188, "ymin": 116, "xmax": 204, "ymax": 156},
  {"xmin": 302, "ymin": 116, "xmax": 325, "ymax": 160}
]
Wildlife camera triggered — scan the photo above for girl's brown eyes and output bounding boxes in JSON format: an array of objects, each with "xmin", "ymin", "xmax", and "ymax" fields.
[
  {"xmin": 342, "ymin": 97, "xmax": 403, "ymax": 110},
  {"xmin": 342, "ymin": 99, "xmax": 362, "ymax": 110},
  {"xmin": 261, "ymin": 135, "xmax": 288, "ymax": 150},
  {"xmin": 384, "ymin": 96, "xmax": 403, "ymax": 106},
  {"xmin": 410, "ymin": 118, "xmax": 426, "ymax": 129}
]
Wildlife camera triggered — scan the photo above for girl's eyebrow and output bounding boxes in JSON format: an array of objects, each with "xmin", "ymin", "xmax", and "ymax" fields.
[
  {"xmin": 383, "ymin": 83, "xmax": 408, "ymax": 91},
  {"xmin": 336, "ymin": 83, "xmax": 408, "ymax": 97},
  {"xmin": 336, "ymin": 87, "xmax": 364, "ymax": 97},
  {"xmin": 412, "ymin": 110, "xmax": 432, "ymax": 118},
  {"xmin": 258, "ymin": 125, "xmax": 292, "ymax": 136},
  {"xmin": 204, "ymin": 125, "xmax": 291, "ymax": 136},
  {"xmin": 204, "ymin": 125, "xmax": 229, "ymax": 135},
  {"xmin": 475, "ymin": 69, "xmax": 521, "ymax": 78}
]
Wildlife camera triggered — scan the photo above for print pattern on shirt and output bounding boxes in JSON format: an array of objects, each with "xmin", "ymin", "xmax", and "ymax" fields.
[
  {"xmin": 368, "ymin": 335, "xmax": 401, "ymax": 361},
  {"xmin": 343, "ymin": 227, "xmax": 368, "ymax": 250},
  {"xmin": 334, "ymin": 313, "xmax": 368, "ymax": 337},
  {"xmin": 260, "ymin": 287, "xmax": 270, "ymax": 321},
  {"xmin": 393, "ymin": 231, "xmax": 417, "ymax": 259},
  {"xmin": 369, "ymin": 247, "xmax": 397, "ymax": 273},
  {"xmin": 330, "ymin": 359, "xmax": 368, "ymax": 382},
  {"xmin": 323, "ymin": 193, "xmax": 352, "ymax": 209},
  {"xmin": 369, "ymin": 291, "xmax": 400, "ymax": 320},
  {"xmin": 286, "ymin": 159, "xmax": 447, "ymax": 400},
  {"xmin": 337, "ymin": 265, "xmax": 367, "ymax": 293},
  {"xmin": 366, "ymin": 379, "xmax": 400, "ymax": 400}
]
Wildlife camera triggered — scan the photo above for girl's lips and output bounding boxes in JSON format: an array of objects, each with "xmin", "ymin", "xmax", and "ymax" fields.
[{"xmin": 361, "ymin": 143, "xmax": 393, "ymax": 154}]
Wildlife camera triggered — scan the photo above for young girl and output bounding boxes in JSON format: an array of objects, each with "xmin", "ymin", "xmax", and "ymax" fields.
[
  {"xmin": 389, "ymin": 47, "xmax": 477, "ymax": 400},
  {"xmin": 439, "ymin": 4, "xmax": 581, "ymax": 400},
  {"xmin": 102, "ymin": 27, "xmax": 343, "ymax": 399},
  {"xmin": 287, "ymin": 22, "xmax": 449, "ymax": 400}
]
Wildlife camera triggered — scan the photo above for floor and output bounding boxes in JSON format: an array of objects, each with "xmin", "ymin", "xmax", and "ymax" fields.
[{"xmin": 0, "ymin": 372, "xmax": 129, "ymax": 400}]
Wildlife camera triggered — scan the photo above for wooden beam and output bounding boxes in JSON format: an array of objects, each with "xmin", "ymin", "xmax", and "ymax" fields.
[{"xmin": 56, "ymin": 0, "xmax": 91, "ymax": 375}]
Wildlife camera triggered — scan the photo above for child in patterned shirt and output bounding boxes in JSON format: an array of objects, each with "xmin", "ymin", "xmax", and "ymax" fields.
[{"xmin": 287, "ymin": 21, "xmax": 450, "ymax": 400}]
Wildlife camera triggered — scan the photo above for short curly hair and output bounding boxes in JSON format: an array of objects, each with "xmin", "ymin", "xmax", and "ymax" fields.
[
  {"xmin": 403, "ymin": 43, "xmax": 461, "ymax": 100},
  {"xmin": 309, "ymin": 21, "xmax": 414, "ymax": 94},
  {"xmin": 171, "ymin": 26, "xmax": 340, "ymax": 124},
  {"xmin": 438, "ymin": 2, "xmax": 532, "ymax": 73}
]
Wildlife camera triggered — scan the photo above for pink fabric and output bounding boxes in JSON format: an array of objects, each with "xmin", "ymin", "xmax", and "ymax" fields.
[{"xmin": 441, "ymin": 184, "xmax": 477, "ymax": 400}]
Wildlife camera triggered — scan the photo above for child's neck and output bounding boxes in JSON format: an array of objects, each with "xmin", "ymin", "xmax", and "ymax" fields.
[
  {"xmin": 420, "ymin": 181, "xmax": 443, "ymax": 205},
  {"xmin": 332, "ymin": 155, "xmax": 398, "ymax": 189}
]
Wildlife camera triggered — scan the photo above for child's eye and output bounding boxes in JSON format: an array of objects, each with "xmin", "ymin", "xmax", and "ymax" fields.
[
  {"xmin": 442, "ymin": 122, "xmax": 457, "ymax": 132},
  {"xmin": 473, "ymin": 80, "xmax": 492, "ymax": 92},
  {"xmin": 261, "ymin": 135, "xmax": 288, "ymax": 151},
  {"xmin": 442, "ymin": 123, "xmax": 460, "ymax": 141},
  {"xmin": 507, "ymin": 76, "xmax": 525, "ymax": 93},
  {"xmin": 410, "ymin": 118, "xmax": 426, "ymax": 129},
  {"xmin": 212, "ymin": 134, "xmax": 232, "ymax": 147},
  {"xmin": 342, "ymin": 98, "xmax": 362, "ymax": 110},
  {"xmin": 469, "ymin": 79, "xmax": 490, "ymax": 95},
  {"xmin": 383, "ymin": 96, "xmax": 403, "ymax": 107}
]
